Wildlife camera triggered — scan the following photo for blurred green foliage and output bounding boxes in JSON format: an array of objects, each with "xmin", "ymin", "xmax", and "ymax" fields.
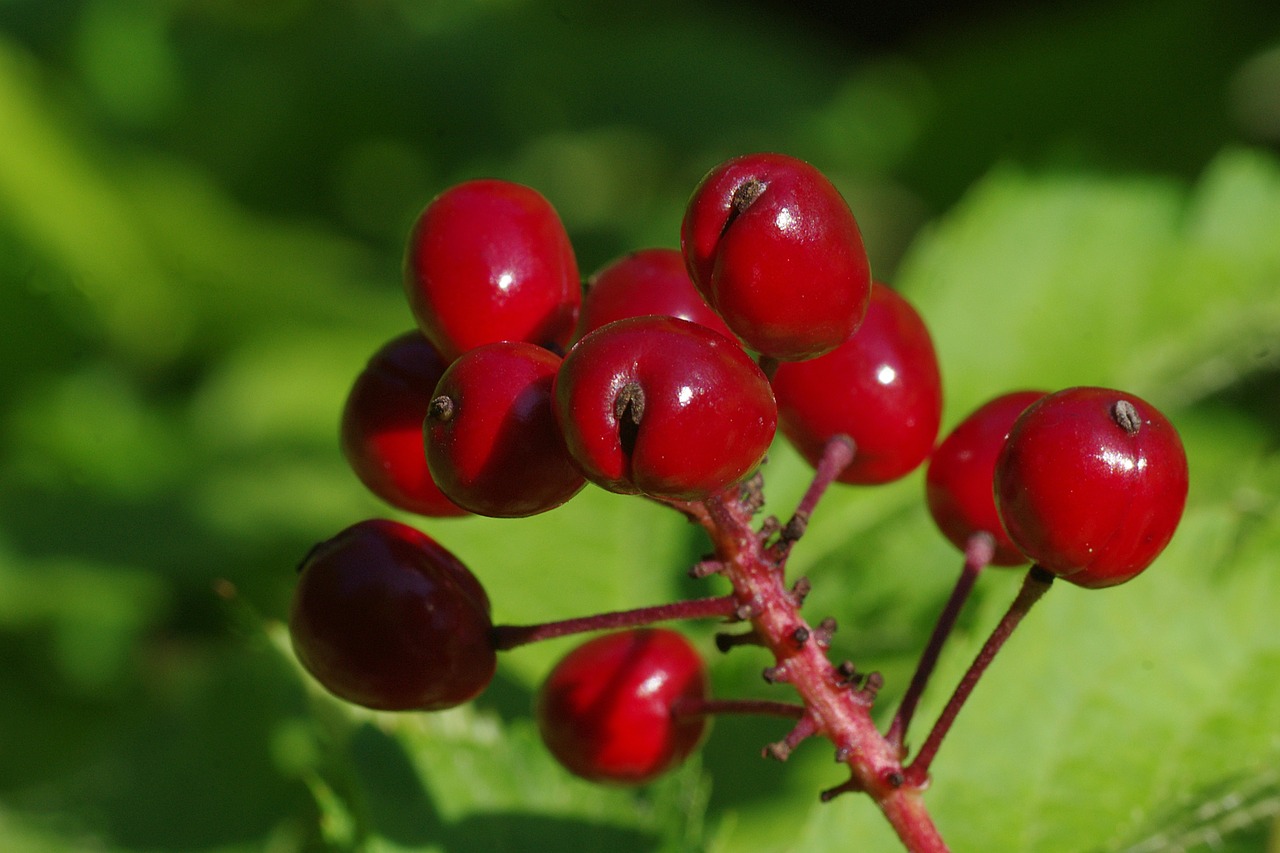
[{"xmin": 2, "ymin": 0, "xmax": 1279, "ymax": 851}]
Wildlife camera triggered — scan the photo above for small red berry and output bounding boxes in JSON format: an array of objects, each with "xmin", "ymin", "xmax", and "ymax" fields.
[
  {"xmin": 289, "ymin": 519, "xmax": 495, "ymax": 711},
  {"xmin": 554, "ymin": 316, "xmax": 777, "ymax": 500},
  {"xmin": 680, "ymin": 152, "xmax": 872, "ymax": 361},
  {"xmin": 994, "ymin": 387, "xmax": 1189, "ymax": 588},
  {"xmin": 771, "ymin": 283, "xmax": 942, "ymax": 485},
  {"xmin": 340, "ymin": 331, "xmax": 469, "ymax": 518},
  {"xmin": 926, "ymin": 390, "xmax": 1047, "ymax": 565},
  {"xmin": 404, "ymin": 179, "xmax": 581, "ymax": 361},
  {"xmin": 575, "ymin": 247, "xmax": 734, "ymax": 342},
  {"xmin": 425, "ymin": 342, "xmax": 585, "ymax": 518},
  {"xmin": 536, "ymin": 628, "xmax": 709, "ymax": 785}
]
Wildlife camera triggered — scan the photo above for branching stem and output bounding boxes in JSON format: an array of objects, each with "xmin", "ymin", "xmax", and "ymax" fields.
[
  {"xmin": 904, "ymin": 565, "xmax": 1054, "ymax": 784},
  {"xmin": 886, "ymin": 531, "xmax": 995, "ymax": 751},
  {"xmin": 690, "ymin": 436, "xmax": 951, "ymax": 853}
]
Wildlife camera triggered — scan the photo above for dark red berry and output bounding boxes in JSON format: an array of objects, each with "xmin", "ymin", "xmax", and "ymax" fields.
[
  {"xmin": 994, "ymin": 387, "xmax": 1189, "ymax": 588},
  {"xmin": 289, "ymin": 519, "xmax": 495, "ymax": 711},
  {"xmin": 926, "ymin": 391, "xmax": 1046, "ymax": 565},
  {"xmin": 771, "ymin": 283, "xmax": 942, "ymax": 485},
  {"xmin": 425, "ymin": 341, "xmax": 585, "ymax": 518},
  {"xmin": 680, "ymin": 152, "xmax": 872, "ymax": 361},
  {"xmin": 554, "ymin": 315, "xmax": 777, "ymax": 500},
  {"xmin": 404, "ymin": 179, "xmax": 581, "ymax": 361},
  {"xmin": 536, "ymin": 628, "xmax": 709, "ymax": 785},
  {"xmin": 340, "ymin": 331, "xmax": 469, "ymax": 518},
  {"xmin": 575, "ymin": 247, "xmax": 734, "ymax": 342}
]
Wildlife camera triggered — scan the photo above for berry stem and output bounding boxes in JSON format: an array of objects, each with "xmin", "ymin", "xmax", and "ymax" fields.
[
  {"xmin": 886, "ymin": 531, "xmax": 995, "ymax": 751},
  {"xmin": 672, "ymin": 697, "xmax": 807, "ymax": 720},
  {"xmin": 772, "ymin": 435, "xmax": 854, "ymax": 554},
  {"xmin": 490, "ymin": 595, "xmax": 738, "ymax": 651},
  {"xmin": 904, "ymin": 565, "xmax": 1055, "ymax": 783}
]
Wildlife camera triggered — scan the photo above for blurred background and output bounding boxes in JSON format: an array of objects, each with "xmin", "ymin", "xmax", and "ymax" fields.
[{"xmin": 2, "ymin": 1, "xmax": 1280, "ymax": 851}]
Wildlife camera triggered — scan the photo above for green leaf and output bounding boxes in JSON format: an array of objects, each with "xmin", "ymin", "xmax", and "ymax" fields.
[{"xmin": 897, "ymin": 148, "xmax": 1280, "ymax": 423}]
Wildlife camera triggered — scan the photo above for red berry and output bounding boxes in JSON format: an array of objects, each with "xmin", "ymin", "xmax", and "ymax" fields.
[
  {"xmin": 425, "ymin": 342, "xmax": 585, "ymax": 518},
  {"xmin": 994, "ymin": 387, "xmax": 1189, "ymax": 588},
  {"xmin": 771, "ymin": 283, "xmax": 942, "ymax": 485},
  {"xmin": 340, "ymin": 331, "xmax": 469, "ymax": 518},
  {"xmin": 536, "ymin": 628, "xmax": 709, "ymax": 785},
  {"xmin": 554, "ymin": 316, "xmax": 777, "ymax": 500},
  {"xmin": 575, "ymin": 247, "xmax": 734, "ymax": 342},
  {"xmin": 680, "ymin": 152, "xmax": 872, "ymax": 361},
  {"xmin": 404, "ymin": 179, "xmax": 581, "ymax": 361},
  {"xmin": 289, "ymin": 519, "xmax": 495, "ymax": 711},
  {"xmin": 925, "ymin": 391, "xmax": 1047, "ymax": 565}
]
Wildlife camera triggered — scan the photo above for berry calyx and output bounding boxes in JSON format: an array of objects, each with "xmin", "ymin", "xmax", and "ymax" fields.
[
  {"xmin": 575, "ymin": 247, "xmax": 734, "ymax": 342},
  {"xmin": 289, "ymin": 519, "xmax": 495, "ymax": 711},
  {"xmin": 680, "ymin": 152, "xmax": 872, "ymax": 361},
  {"xmin": 994, "ymin": 387, "xmax": 1189, "ymax": 588},
  {"xmin": 404, "ymin": 179, "xmax": 581, "ymax": 361},
  {"xmin": 771, "ymin": 283, "xmax": 942, "ymax": 485},
  {"xmin": 925, "ymin": 390, "xmax": 1047, "ymax": 565},
  {"xmin": 554, "ymin": 315, "xmax": 777, "ymax": 500},
  {"xmin": 425, "ymin": 341, "xmax": 585, "ymax": 518},
  {"xmin": 340, "ymin": 331, "xmax": 469, "ymax": 518},
  {"xmin": 535, "ymin": 628, "xmax": 709, "ymax": 785}
]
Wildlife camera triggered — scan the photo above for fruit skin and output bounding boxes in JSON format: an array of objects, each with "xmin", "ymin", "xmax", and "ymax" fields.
[
  {"xmin": 771, "ymin": 283, "xmax": 942, "ymax": 485},
  {"xmin": 680, "ymin": 152, "xmax": 871, "ymax": 361},
  {"xmin": 925, "ymin": 390, "xmax": 1046, "ymax": 566},
  {"xmin": 994, "ymin": 387, "xmax": 1189, "ymax": 588},
  {"xmin": 404, "ymin": 179, "xmax": 581, "ymax": 361},
  {"xmin": 554, "ymin": 315, "xmax": 777, "ymax": 500},
  {"xmin": 340, "ymin": 331, "xmax": 469, "ymax": 518},
  {"xmin": 575, "ymin": 247, "xmax": 734, "ymax": 342},
  {"xmin": 536, "ymin": 628, "xmax": 709, "ymax": 785},
  {"xmin": 289, "ymin": 519, "xmax": 495, "ymax": 711},
  {"xmin": 425, "ymin": 341, "xmax": 585, "ymax": 518}
]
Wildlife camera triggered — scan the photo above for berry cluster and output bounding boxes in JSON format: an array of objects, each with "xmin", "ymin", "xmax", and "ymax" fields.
[{"xmin": 290, "ymin": 153, "xmax": 1189, "ymax": 852}]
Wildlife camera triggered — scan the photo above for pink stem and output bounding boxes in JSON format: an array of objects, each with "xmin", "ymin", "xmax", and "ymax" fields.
[
  {"xmin": 905, "ymin": 566, "xmax": 1054, "ymax": 783},
  {"xmin": 672, "ymin": 697, "xmax": 807, "ymax": 720},
  {"xmin": 692, "ymin": 436, "xmax": 952, "ymax": 852},
  {"xmin": 491, "ymin": 595, "xmax": 738, "ymax": 650},
  {"xmin": 887, "ymin": 532, "xmax": 995, "ymax": 751}
]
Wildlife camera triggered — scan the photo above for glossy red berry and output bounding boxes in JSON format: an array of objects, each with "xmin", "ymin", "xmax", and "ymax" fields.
[
  {"xmin": 339, "ymin": 331, "xmax": 469, "ymax": 518},
  {"xmin": 289, "ymin": 519, "xmax": 495, "ymax": 711},
  {"xmin": 994, "ymin": 387, "xmax": 1189, "ymax": 588},
  {"xmin": 575, "ymin": 248, "xmax": 734, "ymax": 342},
  {"xmin": 404, "ymin": 179, "xmax": 581, "ymax": 361},
  {"xmin": 680, "ymin": 152, "xmax": 872, "ymax": 361},
  {"xmin": 925, "ymin": 391, "xmax": 1046, "ymax": 565},
  {"xmin": 771, "ymin": 283, "xmax": 942, "ymax": 485},
  {"xmin": 425, "ymin": 341, "xmax": 585, "ymax": 518},
  {"xmin": 536, "ymin": 628, "xmax": 709, "ymax": 785},
  {"xmin": 554, "ymin": 315, "xmax": 777, "ymax": 500}
]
